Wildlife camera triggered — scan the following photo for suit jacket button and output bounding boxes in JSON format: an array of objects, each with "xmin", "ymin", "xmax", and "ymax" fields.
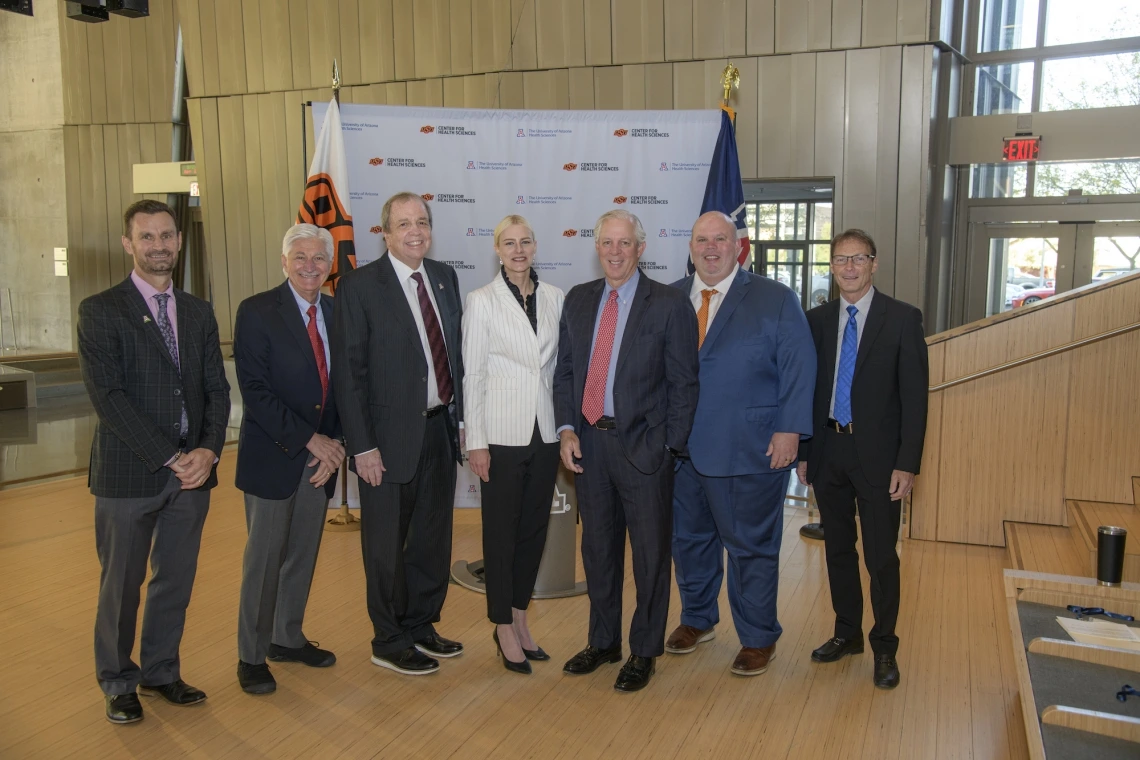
[
  {"xmin": 315, "ymin": 404, "xmax": 321, "ymax": 410},
  {"xmin": 174, "ymin": 389, "xmax": 181, "ymax": 396},
  {"xmin": 422, "ymin": 410, "xmax": 428, "ymax": 416},
  {"xmin": 422, "ymin": 376, "xmax": 427, "ymax": 382}
]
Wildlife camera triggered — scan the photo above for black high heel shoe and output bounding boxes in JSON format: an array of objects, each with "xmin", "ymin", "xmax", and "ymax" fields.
[
  {"xmin": 522, "ymin": 645, "xmax": 550, "ymax": 661},
  {"xmin": 494, "ymin": 630, "xmax": 532, "ymax": 675}
]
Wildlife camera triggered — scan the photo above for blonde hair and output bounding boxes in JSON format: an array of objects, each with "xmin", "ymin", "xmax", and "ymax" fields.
[{"xmin": 493, "ymin": 214, "xmax": 536, "ymax": 248}]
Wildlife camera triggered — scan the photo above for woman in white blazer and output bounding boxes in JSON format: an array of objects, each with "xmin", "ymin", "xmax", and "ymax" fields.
[{"xmin": 462, "ymin": 214, "xmax": 565, "ymax": 675}]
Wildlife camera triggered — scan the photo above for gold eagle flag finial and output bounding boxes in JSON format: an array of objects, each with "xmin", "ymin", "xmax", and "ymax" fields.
[
  {"xmin": 721, "ymin": 62, "xmax": 740, "ymax": 104},
  {"xmin": 332, "ymin": 59, "xmax": 341, "ymax": 93}
]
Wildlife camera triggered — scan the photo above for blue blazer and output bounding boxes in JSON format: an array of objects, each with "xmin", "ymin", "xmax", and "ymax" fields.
[
  {"xmin": 671, "ymin": 268, "xmax": 815, "ymax": 477},
  {"xmin": 233, "ymin": 280, "xmax": 341, "ymax": 500}
]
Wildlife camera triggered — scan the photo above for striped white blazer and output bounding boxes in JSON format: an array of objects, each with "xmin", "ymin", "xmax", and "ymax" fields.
[{"xmin": 462, "ymin": 275, "xmax": 564, "ymax": 450}]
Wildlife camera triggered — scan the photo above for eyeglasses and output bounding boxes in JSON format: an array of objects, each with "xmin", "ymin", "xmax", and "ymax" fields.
[{"xmin": 832, "ymin": 254, "xmax": 876, "ymax": 267}]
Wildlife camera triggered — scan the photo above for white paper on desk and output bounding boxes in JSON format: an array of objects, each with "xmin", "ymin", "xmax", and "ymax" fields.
[{"xmin": 1056, "ymin": 617, "xmax": 1140, "ymax": 651}]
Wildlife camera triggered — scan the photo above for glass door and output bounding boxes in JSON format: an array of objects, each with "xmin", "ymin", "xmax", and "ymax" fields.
[
  {"xmin": 970, "ymin": 222, "xmax": 1076, "ymax": 318},
  {"xmin": 1073, "ymin": 222, "xmax": 1140, "ymax": 287}
]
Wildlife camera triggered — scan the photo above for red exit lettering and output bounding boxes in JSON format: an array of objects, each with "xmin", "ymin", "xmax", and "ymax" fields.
[{"xmin": 1002, "ymin": 137, "xmax": 1041, "ymax": 162}]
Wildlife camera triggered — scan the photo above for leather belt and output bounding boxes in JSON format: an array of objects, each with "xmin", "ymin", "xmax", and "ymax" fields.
[
  {"xmin": 588, "ymin": 416, "xmax": 617, "ymax": 430},
  {"xmin": 826, "ymin": 418, "xmax": 854, "ymax": 434},
  {"xmin": 423, "ymin": 405, "xmax": 446, "ymax": 418}
]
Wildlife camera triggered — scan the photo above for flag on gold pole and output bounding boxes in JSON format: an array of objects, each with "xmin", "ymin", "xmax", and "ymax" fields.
[{"xmin": 297, "ymin": 96, "xmax": 356, "ymax": 293}]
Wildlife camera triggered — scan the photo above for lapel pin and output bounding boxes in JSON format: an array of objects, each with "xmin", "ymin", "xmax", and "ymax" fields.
[
  {"xmin": 438, "ymin": 283, "xmax": 444, "ymax": 290},
  {"xmin": 143, "ymin": 316, "xmax": 152, "ymax": 324}
]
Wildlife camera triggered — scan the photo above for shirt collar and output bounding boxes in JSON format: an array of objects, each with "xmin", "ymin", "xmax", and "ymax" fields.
[
  {"xmin": 130, "ymin": 270, "xmax": 173, "ymax": 302},
  {"xmin": 388, "ymin": 252, "xmax": 423, "ymax": 284},
  {"xmin": 604, "ymin": 268, "xmax": 640, "ymax": 303},
  {"xmin": 841, "ymin": 286, "xmax": 876, "ymax": 315},
  {"xmin": 692, "ymin": 263, "xmax": 739, "ymax": 297},
  {"xmin": 286, "ymin": 279, "xmax": 321, "ymax": 314}
]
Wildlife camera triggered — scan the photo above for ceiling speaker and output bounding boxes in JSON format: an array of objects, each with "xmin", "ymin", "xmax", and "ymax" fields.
[
  {"xmin": 65, "ymin": 1, "xmax": 108, "ymax": 22},
  {"xmin": 0, "ymin": 0, "xmax": 33, "ymax": 17},
  {"xmin": 107, "ymin": 0, "xmax": 148, "ymax": 17}
]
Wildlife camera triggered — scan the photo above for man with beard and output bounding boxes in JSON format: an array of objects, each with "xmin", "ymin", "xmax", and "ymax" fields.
[{"xmin": 78, "ymin": 199, "xmax": 230, "ymax": 724}]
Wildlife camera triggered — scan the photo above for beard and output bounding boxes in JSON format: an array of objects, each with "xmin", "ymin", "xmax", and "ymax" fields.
[{"xmin": 135, "ymin": 249, "xmax": 177, "ymax": 275}]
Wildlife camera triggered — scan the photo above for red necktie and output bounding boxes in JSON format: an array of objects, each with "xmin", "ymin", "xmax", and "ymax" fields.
[
  {"xmin": 410, "ymin": 272, "xmax": 454, "ymax": 405},
  {"xmin": 306, "ymin": 304, "xmax": 329, "ymax": 407},
  {"xmin": 582, "ymin": 291, "xmax": 619, "ymax": 425}
]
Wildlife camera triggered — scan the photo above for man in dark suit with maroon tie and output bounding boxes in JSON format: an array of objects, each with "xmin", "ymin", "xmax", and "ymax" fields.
[
  {"xmin": 554, "ymin": 209, "xmax": 700, "ymax": 692},
  {"xmin": 232, "ymin": 224, "xmax": 345, "ymax": 695}
]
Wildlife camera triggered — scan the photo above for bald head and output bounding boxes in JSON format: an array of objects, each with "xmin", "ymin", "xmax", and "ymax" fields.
[{"xmin": 689, "ymin": 212, "xmax": 739, "ymax": 286}]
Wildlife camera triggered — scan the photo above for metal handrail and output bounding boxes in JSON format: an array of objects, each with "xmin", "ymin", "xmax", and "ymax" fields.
[{"xmin": 929, "ymin": 320, "xmax": 1140, "ymax": 392}]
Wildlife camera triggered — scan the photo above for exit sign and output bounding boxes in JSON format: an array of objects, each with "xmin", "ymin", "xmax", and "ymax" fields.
[{"xmin": 1003, "ymin": 136, "xmax": 1041, "ymax": 161}]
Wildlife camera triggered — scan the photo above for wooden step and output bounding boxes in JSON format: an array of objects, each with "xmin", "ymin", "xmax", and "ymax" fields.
[
  {"xmin": 1005, "ymin": 520, "xmax": 1089, "ymax": 576},
  {"xmin": 1069, "ymin": 487, "xmax": 1140, "ymax": 584}
]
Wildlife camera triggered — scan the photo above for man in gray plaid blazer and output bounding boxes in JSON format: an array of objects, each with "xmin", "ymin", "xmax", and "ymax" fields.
[{"xmin": 78, "ymin": 199, "xmax": 230, "ymax": 725}]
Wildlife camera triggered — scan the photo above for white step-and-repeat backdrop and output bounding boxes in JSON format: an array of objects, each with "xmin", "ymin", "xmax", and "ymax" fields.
[{"xmin": 315, "ymin": 103, "xmax": 721, "ymax": 507}]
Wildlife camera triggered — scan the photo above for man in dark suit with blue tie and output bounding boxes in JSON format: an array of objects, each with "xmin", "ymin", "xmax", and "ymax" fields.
[
  {"xmin": 664, "ymin": 212, "xmax": 815, "ymax": 676},
  {"xmin": 78, "ymin": 200, "xmax": 230, "ymax": 724},
  {"xmin": 797, "ymin": 229, "xmax": 929, "ymax": 689},
  {"xmin": 554, "ymin": 209, "xmax": 700, "ymax": 692},
  {"xmin": 231, "ymin": 224, "xmax": 345, "ymax": 695}
]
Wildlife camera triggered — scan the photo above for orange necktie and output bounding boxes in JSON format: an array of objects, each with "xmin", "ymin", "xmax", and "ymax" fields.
[{"xmin": 697, "ymin": 289, "xmax": 715, "ymax": 348}]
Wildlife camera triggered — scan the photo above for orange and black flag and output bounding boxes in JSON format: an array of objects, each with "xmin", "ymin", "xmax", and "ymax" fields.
[{"xmin": 298, "ymin": 98, "xmax": 356, "ymax": 293}]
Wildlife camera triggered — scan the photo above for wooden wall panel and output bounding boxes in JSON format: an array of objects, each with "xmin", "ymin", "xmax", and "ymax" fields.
[
  {"xmin": 100, "ymin": 16, "xmax": 128, "ymax": 124},
  {"xmin": 242, "ymin": 0, "xmax": 266, "ymax": 94},
  {"xmin": 407, "ymin": 79, "xmax": 445, "ymax": 107},
  {"xmin": 758, "ymin": 54, "xmax": 815, "ymax": 178},
  {"xmin": 536, "ymin": 0, "xmax": 587, "ymax": 70},
  {"xmin": 568, "ymin": 67, "xmax": 596, "ymax": 109},
  {"xmin": 338, "ymin": 0, "xmax": 362, "ymax": 85},
  {"xmin": 583, "ymin": 0, "xmax": 612, "ymax": 65},
  {"xmin": 86, "ymin": 26, "xmax": 108, "ymax": 124},
  {"xmin": 774, "ymin": 0, "xmax": 808, "ymax": 54},
  {"xmin": 524, "ymin": 70, "xmax": 570, "ymax": 110},
  {"xmin": 622, "ymin": 65, "xmax": 646, "ymax": 110},
  {"xmin": 199, "ymin": 0, "xmax": 224, "ymax": 96},
  {"xmin": 511, "ymin": 0, "xmax": 539, "ymax": 70},
  {"xmin": 863, "ymin": 0, "xmax": 900, "ymax": 48},
  {"xmin": 732, "ymin": 57, "xmax": 758, "ymax": 178},
  {"xmin": 217, "ymin": 96, "xmax": 254, "ymax": 330},
  {"xmin": 450, "ymin": 0, "xmax": 474, "ymax": 76},
  {"xmin": 898, "ymin": 0, "xmax": 930, "ymax": 43},
  {"xmin": 814, "ymin": 51, "xmax": 845, "ymax": 220},
  {"xmin": 611, "ymin": 0, "xmax": 665, "ymax": 65},
  {"xmin": 746, "ymin": 0, "xmax": 775, "ymax": 56},
  {"xmin": 306, "ymin": 0, "xmax": 340, "ymax": 89},
  {"xmin": 644, "ymin": 63, "xmax": 674, "ymax": 110},
  {"xmin": 872, "ymin": 46, "xmax": 902, "ymax": 295},
  {"xmin": 257, "ymin": 92, "xmax": 291, "ymax": 290},
  {"xmin": 413, "ymin": 0, "xmax": 451, "ymax": 80},
  {"xmin": 187, "ymin": 97, "xmax": 233, "ymax": 337},
  {"xmin": 241, "ymin": 95, "xmax": 269, "ymax": 296},
  {"xmin": 910, "ymin": 342, "xmax": 944, "ymax": 540},
  {"xmin": 807, "ymin": 0, "xmax": 833, "ymax": 51},
  {"xmin": 896, "ymin": 46, "xmax": 928, "ymax": 306},
  {"xmin": 693, "ymin": 0, "xmax": 747, "ymax": 59},
  {"xmin": 128, "ymin": 17, "xmax": 150, "ymax": 122},
  {"xmin": 664, "ymin": 0, "xmax": 693, "ymax": 62},
  {"xmin": 593, "ymin": 67, "xmax": 624, "ymax": 110},
  {"xmin": 832, "ymin": 0, "xmax": 863, "ymax": 49},
  {"xmin": 101, "ymin": 128, "xmax": 125, "ymax": 282},
  {"xmin": 670, "ymin": 61, "xmax": 706, "ymax": 110},
  {"xmin": 147, "ymin": 0, "xmax": 177, "ymax": 121},
  {"xmin": 472, "ymin": 0, "xmax": 512, "ymax": 75},
  {"xmin": 288, "ymin": 0, "xmax": 311, "ymax": 91},
  {"xmin": 216, "ymin": 0, "xmax": 248, "ymax": 95},
  {"xmin": 178, "ymin": 0, "xmax": 206, "ymax": 99},
  {"xmin": 357, "ymin": 0, "xmax": 394, "ymax": 85}
]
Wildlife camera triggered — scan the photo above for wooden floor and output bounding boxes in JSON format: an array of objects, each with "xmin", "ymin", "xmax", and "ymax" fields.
[{"xmin": 0, "ymin": 452, "xmax": 1032, "ymax": 760}]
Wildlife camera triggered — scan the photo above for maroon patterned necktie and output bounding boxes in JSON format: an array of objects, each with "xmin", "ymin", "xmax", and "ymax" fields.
[
  {"xmin": 410, "ymin": 272, "xmax": 453, "ymax": 405},
  {"xmin": 306, "ymin": 305, "xmax": 329, "ymax": 407}
]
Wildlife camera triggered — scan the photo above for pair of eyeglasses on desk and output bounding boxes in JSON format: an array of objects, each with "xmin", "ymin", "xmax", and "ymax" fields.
[{"xmin": 1065, "ymin": 604, "xmax": 1135, "ymax": 621}]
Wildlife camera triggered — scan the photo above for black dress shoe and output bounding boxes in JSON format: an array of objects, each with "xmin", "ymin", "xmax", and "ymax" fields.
[
  {"xmin": 614, "ymin": 655, "xmax": 655, "ymax": 692},
  {"xmin": 873, "ymin": 654, "xmax": 900, "ymax": 689},
  {"xmin": 493, "ymin": 630, "xmax": 532, "ymax": 675},
  {"xmin": 137, "ymin": 679, "xmax": 207, "ymax": 705},
  {"xmin": 522, "ymin": 645, "xmax": 550, "ymax": 661},
  {"xmin": 563, "ymin": 644, "xmax": 623, "ymax": 675},
  {"xmin": 105, "ymin": 693, "xmax": 143, "ymax": 724},
  {"xmin": 811, "ymin": 636, "xmax": 865, "ymax": 663},
  {"xmin": 268, "ymin": 641, "xmax": 336, "ymax": 668},
  {"xmin": 371, "ymin": 646, "xmax": 440, "ymax": 675},
  {"xmin": 237, "ymin": 661, "xmax": 277, "ymax": 695},
  {"xmin": 414, "ymin": 632, "xmax": 464, "ymax": 658}
]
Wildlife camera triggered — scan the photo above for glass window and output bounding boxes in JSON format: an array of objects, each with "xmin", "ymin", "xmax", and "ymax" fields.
[
  {"xmin": 987, "ymin": 236, "xmax": 1058, "ymax": 315},
  {"xmin": 810, "ymin": 244, "xmax": 832, "ymax": 307},
  {"xmin": 812, "ymin": 202, "xmax": 833, "ymax": 241},
  {"xmin": 1092, "ymin": 235, "xmax": 1140, "ymax": 280},
  {"xmin": 978, "ymin": 0, "xmax": 1041, "ymax": 53},
  {"xmin": 970, "ymin": 163, "xmax": 1029, "ymax": 198},
  {"xmin": 1034, "ymin": 159, "xmax": 1140, "ymax": 196},
  {"xmin": 777, "ymin": 204, "xmax": 798, "ymax": 240},
  {"xmin": 975, "ymin": 62, "xmax": 1035, "ymax": 114},
  {"xmin": 1040, "ymin": 52, "xmax": 1140, "ymax": 111},
  {"xmin": 754, "ymin": 203, "xmax": 777, "ymax": 240},
  {"xmin": 1045, "ymin": 0, "xmax": 1140, "ymax": 47}
]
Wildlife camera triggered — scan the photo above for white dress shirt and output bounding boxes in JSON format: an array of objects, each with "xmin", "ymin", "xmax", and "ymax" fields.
[
  {"xmin": 286, "ymin": 280, "xmax": 331, "ymax": 372},
  {"xmin": 388, "ymin": 254, "xmax": 450, "ymax": 409},
  {"xmin": 829, "ymin": 286, "xmax": 875, "ymax": 418},
  {"xmin": 689, "ymin": 262, "xmax": 739, "ymax": 327}
]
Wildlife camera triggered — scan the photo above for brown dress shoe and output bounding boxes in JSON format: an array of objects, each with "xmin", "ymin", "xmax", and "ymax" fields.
[
  {"xmin": 731, "ymin": 645, "xmax": 776, "ymax": 676},
  {"xmin": 664, "ymin": 624, "xmax": 716, "ymax": 654}
]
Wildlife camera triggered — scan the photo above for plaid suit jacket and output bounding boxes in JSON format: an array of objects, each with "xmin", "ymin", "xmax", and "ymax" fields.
[{"xmin": 78, "ymin": 276, "xmax": 231, "ymax": 498}]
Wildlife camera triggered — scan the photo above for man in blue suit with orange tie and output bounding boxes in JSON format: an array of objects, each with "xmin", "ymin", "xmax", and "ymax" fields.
[{"xmin": 665, "ymin": 211, "xmax": 815, "ymax": 676}]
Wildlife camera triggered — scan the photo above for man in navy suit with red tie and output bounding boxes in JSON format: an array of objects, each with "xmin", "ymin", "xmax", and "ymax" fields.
[{"xmin": 232, "ymin": 224, "xmax": 344, "ymax": 695}]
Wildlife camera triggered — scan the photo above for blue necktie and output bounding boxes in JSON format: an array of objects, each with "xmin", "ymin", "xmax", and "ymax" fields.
[{"xmin": 833, "ymin": 305, "xmax": 858, "ymax": 427}]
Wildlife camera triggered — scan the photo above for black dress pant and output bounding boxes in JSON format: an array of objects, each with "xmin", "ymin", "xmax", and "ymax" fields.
[
  {"xmin": 358, "ymin": 412, "xmax": 456, "ymax": 657},
  {"xmin": 813, "ymin": 428, "xmax": 902, "ymax": 656},
  {"xmin": 481, "ymin": 421, "xmax": 560, "ymax": 624},
  {"xmin": 577, "ymin": 425, "xmax": 674, "ymax": 658}
]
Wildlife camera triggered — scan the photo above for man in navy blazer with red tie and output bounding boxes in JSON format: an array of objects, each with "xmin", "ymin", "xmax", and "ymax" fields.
[
  {"xmin": 665, "ymin": 212, "xmax": 815, "ymax": 677},
  {"xmin": 232, "ymin": 224, "xmax": 344, "ymax": 695}
]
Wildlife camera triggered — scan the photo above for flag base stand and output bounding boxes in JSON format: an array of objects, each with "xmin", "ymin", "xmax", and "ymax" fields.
[{"xmin": 325, "ymin": 503, "xmax": 360, "ymax": 532}]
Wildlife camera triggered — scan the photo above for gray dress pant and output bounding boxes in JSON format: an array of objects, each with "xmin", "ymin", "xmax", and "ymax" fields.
[
  {"xmin": 94, "ymin": 471, "xmax": 211, "ymax": 695},
  {"xmin": 237, "ymin": 462, "xmax": 330, "ymax": 664}
]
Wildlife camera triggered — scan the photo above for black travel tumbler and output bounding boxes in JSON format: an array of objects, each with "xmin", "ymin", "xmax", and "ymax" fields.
[{"xmin": 1097, "ymin": 526, "xmax": 1127, "ymax": 587}]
